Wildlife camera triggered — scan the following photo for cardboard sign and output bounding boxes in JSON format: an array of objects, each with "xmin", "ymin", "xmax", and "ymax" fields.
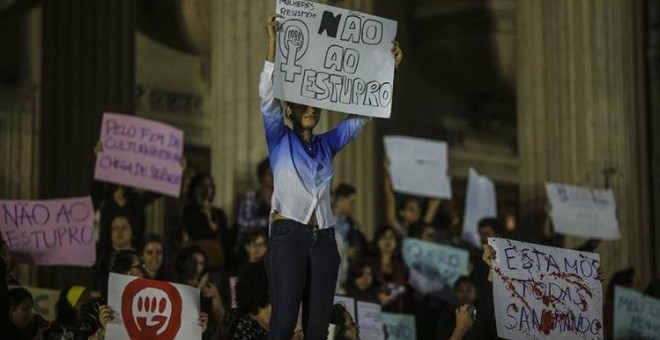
[
  {"xmin": 546, "ymin": 183, "xmax": 620, "ymax": 240},
  {"xmin": 357, "ymin": 301, "xmax": 385, "ymax": 340},
  {"xmin": 9, "ymin": 285, "xmax": 61, "ymax": 321},
  {"xmin": 384, "ymin": 136, "xmax": 452, "ymax": 199},
  {"xmin": 94, "ymin": 112, "xmax": 184, "ymax": 197},
  {"xmin": 334, "ymin": 294, "xmax": 356, "ymax": 321},
  {"xmin": 402, "ymin": 238, "xmax": 469, "ymax": 293},
  {"xmin": 614, "ymin": 286, "xmax": 660, "ymax": 339},
  {"xmin": 274, "ymin": 0, "xmax": 398, "ymax": 118},
  {"xmin": 489, "ymin": 238, "xmax": 603, "ymax": 340},
  {"xmin": 106, "ymin": 273, "xmax": 202, "ymax": 340},
  {"xmin": 0, "ymin": 197, "xmax": 95, "ymax": 266},
  {"xmin": 462, "ymin": 168, "xmax": 497, "ymax": 248},
  {"xmin": 382, "ymin": 313, "xmax": 416, "ymax": 340}
]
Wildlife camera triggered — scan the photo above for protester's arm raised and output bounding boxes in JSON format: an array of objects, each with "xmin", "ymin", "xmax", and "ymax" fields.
[
  {"xmin": 449, "ymin": 305, "xmax": 475, "ymax": 340},
  {"xmin": 260, "ymin": 14, "xmax": 287, "ymax": 145},
  {"xmin": 383, "ymin": 158, "xmax": 399, "ymax": 228},
  {"xmin": 264, "ymin": 14, "xmax": 280, "ymax": 63},
  {"xmin": 423, "ymin": 199, "xmax": 441, "ymax": 224},
  {"xmin": 392, "ymin": 41, "xmax": 403, "ymax": 70}
]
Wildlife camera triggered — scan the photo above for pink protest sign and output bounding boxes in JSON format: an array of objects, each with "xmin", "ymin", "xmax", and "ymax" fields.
[
  {"xmin": 0, "ymin": 196, "xmax": 96, "ymax": 266},
  {"xmin": 94, "ymin": 112, "xmax": 184, "ymax": 197}
]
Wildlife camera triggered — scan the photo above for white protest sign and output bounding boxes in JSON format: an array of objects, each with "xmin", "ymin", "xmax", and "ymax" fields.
[
  {"xmin": 402, "ymin": 238, "xmax": 469, "ymax": 294},
  {"xmin": 384, "ymin": 136, "xmax": 452, "ymax": 199},
  {"xmin": 334, "ymin": 294, "xmax": 356, "ymax": 321},
  {"xmin": 94, "ymin": 112, "xmax": 184, "ymax": 197},
  {"xmin": 489, "ymin": 238, "xmax": 603, "ymax": 340},
  {"xmin": 462, "ymin": 168, "xmax": 497, "ymax": 248},
  {"xmin": 546, "ymin": 183, "xmax": 620, "ymax": 240},
  {"xmin": 357, "ymin": 301, "xmax": 385, "ymax": 340},
  {"xmin": 614, "ymin": 286, "xmax": 660, "ymax": 339},
  {"xmin": 9, "ymin": 285, "xmax": 61, "ymax": 321},
  {"xmin": 230, "ymin": 276, "xmax": 237, "ymax": 309},
  {"xmin": 0, "ymin": 197, "xmax": 95, "ymax": 266},
  {"xmin": 106, "ymin": 273, "xmax": 202, "ymax": 340},
  {"xmin": 407, "ymin": 268, "xmax": 445, "ymax": 296},
  {"xmin": 274, "ymin": 0, "xmax": 398, "ymax": 118},
  {"xmin": 382, "ymin": 313, "xmax": 416, "ymax": 340}
]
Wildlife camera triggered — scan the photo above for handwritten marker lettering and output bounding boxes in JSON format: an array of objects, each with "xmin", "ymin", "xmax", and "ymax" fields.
[{"xmin": 274, "ymin": 1, "xmax": 398, "ymax": 118}]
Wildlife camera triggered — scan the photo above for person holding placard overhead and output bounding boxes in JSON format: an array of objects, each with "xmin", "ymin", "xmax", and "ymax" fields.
[{"xmin": 261, "ymin": 14, "xmax": 402, "ymax": 339}]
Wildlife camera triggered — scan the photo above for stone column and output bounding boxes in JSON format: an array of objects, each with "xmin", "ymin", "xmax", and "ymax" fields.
[
  {"xmin": 210, "ymin": 0, "xmax": 377, "ymax": 237},
  {"xmin": 40, "ymin": 0, "xmax": 135, "ymax": 198},
  {"xmin": 39, "ymin": 0, "xmax": 135, "ymax": 288},
  {"xmin": 210, "ymin": 0, "xmax": 274, "ymax": 218},
  {"xmin": 646, "ymin": 0, "xmax": 660, "ymax": 278},
  {"xmin": 517, "ymin": 0, "xmax": 650, "ymax": 283}
]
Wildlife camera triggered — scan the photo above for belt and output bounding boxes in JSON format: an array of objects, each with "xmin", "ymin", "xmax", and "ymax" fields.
[{"xmin": 272, "ymin": 213, "xmax": 319, "ymax": 227}]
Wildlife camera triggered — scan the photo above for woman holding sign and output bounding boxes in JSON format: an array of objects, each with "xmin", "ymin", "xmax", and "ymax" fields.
[{"xmin": 261, "ymin": 14, "xmax": 402, "ymax": 339}]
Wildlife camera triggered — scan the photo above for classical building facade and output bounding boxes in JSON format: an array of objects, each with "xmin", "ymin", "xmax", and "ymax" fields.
[{"xmin": 0, "ymin": 0, "xmax": 656, "ymax": 288}]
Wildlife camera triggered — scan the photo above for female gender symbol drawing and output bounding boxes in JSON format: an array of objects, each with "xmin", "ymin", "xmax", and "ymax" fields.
[{"xmin": 278, "ymin": 19, "xmax": 310, "ymax": 82}]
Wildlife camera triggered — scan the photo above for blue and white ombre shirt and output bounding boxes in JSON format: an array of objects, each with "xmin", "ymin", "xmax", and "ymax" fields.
[{"xmin": 259, "ymin": 61, "xmax": 369, "ymax": 229}]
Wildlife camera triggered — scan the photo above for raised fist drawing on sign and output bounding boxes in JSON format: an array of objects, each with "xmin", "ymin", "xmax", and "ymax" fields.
[{"xmin": 122, "ymin": 279, "xmax": 183, "ymax": 340}]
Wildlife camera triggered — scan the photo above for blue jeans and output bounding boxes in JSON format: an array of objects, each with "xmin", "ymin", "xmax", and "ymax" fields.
[{"xmin": 266, "ymin": 219, "xmax": 340, "ymax": 340}]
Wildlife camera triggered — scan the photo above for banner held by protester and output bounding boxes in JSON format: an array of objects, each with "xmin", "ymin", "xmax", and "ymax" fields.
[
  {"xmin": 489, "ymin": 238, "xmax": 603, "ymax": 340},
  {"xmin": 0, "ymin": 196, "xmax": 95, "ymax": 266},
  {"xmin": 274, "ymin": 0, "xmax": 398, "ymax": 118},
  {"xmin": 94, "ymin": 112, "xmax": 184, "ymax": 197}
]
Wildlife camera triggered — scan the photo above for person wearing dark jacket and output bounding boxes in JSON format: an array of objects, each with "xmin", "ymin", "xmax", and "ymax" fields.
[{"xmin": 184, "ymin": 173, "xmax": 236, "ymax": 270}]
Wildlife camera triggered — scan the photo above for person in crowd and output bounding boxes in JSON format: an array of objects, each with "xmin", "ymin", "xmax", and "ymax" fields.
[
  {"xmin": 54, "ymin": 285, "xmax": 92, "ymax": 331},
  {"xmin": 239, "ymin": 230, "xmax": 268, "ymax": 266},
  {"xmin": 92, "ymin": 143, "xmax": 162, "ymax": 242},
  {"xmin": 89, "ymin": 249, "xmax": 144, "ymax": 340},
  {"xmin": 447, "ymin": 305, "xmax": 476, "ymax": 340},
  {"xmin": 1, "ymin": 238, "xmax": 19, "ymax": 284},
  {"xmin": 468, "ymin": 243, "xmax": 499, "ymax": 339},
  {"xmin": 37, "ymin": 284, "xmax": 100, "ymax": 340},
  {"xmin": 645, "ymin": 279, "xmax": 660, "ymax": 299},
  {"xmin": 332, "ymin": 184, "xmax": 368, "ymax": 292},
  {"xmin": 383, "ymin": 159, "xmax": 441, "ymax": 236},
  {"xmin": 1, "ymin": 255, "xmax": 10, "ymax": 335},
  {"xmin": 332, "ymin": 184, "xmax": 369, "ymax": 263},
  {"xmin": 467, "ymin": 218, "xmax": 503, "ymax": 296},
  {"xmin": 344, "ymin": 260, "xmax": 379, "ymax": 304},
  {"xmin": 231, "ymin": 261, "xmax": 270, "ymax": 340},
  {"xmin": 603, "ymin": 267, "xmax": 637, "ymax": 339},
  {"xmin": 93, "ymin": 213, "xmax": 140, "ymax": 292},
  {"xmin": 139, "ymin": 233, "xmax": 173, "ymax": 281},
  {"xmin": 371, "ymin": 225, "xmax": 408, "ymax": 312},
  {"xmin": 609, "ymin": 267, "xmax": 636, "ymax": 296},
  {"xmin": 436, "ymin": 277, "xmax": 479, "ymax": 339},
  {"xmin": 261, "ymin": 13, "xmax": 402, "ymax": 340},
  {"xmin": 237, "ymin": 158, "xmax": 273, "ymax": 232},
  {"xmin": 109, "ymin": 214, "xmax": 136, "ymax": 252},
  {"xmin": 184, "ymin": 172, "xmax": 236, "ymax": 270},
  {"xmin": 329, "ymin": 304, "xmax": 359, "ymax": 340},
  {"xmin": 476, "ymin": 218, "xmax": 501, "ymax": 246},
  {"xmin": 7, "ymin": 287, "xmax": 50, "ymax": 340},
  {"xmin": 407, "ymin": 221, "xmax": 438, "ymax": 242},
  {"xmin": 175, "ymin": 245, "xmax": 224, "ymax": 335},
  {"xmin": 406, "ymin": 221, "xmax": 448, "ymax": 340}
]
